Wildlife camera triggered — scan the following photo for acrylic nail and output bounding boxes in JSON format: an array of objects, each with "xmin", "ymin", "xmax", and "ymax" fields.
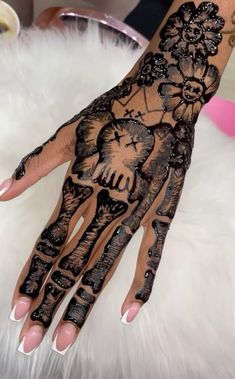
[
  {"xmin": 121, "ymin": 303, "xmax": 142, "ymax": 324},
  {"xmin": 9, "ymin": 297, "xmax": 31, "ymax": 322},
  {"xmin": 0, "ymin": 178, "xmax": 12, "ymax": 197},
  {"xmin": 51, "ymin": 323, "xmax": 77, "ymax": 355},
  {"xmin": 18, "ymin": 325, "xmax": 44, "ymax": 356}
]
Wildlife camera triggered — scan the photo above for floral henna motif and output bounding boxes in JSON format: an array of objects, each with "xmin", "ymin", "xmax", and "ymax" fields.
[
  {"xmin": 159, "ymin": 2, "xmax": 224, "ymax": 59},
  {"xmin": 159, "ymin": 57, "xmax": 220, "ymax": 124},
  {"xmin": 135, "ymin": 52, "xmax": 168, "ymax": 87}
]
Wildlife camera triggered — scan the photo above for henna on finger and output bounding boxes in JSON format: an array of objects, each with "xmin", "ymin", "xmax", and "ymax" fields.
[{"xmin": 58, "ymin": 189, "xmax": 128, "ymax": 277}]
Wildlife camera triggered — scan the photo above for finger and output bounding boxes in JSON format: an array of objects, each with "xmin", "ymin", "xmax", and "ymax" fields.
[
  {"xmin": 17, "ymin": 189, "xmax": 129, "ymax": 355},
  {"xmin": 10, "ymin": 173, "xmax": 93, "ymax": 321},
  {"xmin": 0, "ymin": 117, "xmax": 80, "ymax": 201},
  {"xmin": 121, "ymin": 219, "xmax": 169, "ymax": 324},
  {"xmin": 51, "ymin": 223, "xmax": 133, "ymax": 355},
  {"xmin": 121, "ymin": 167, "xmax": 185, "ymax": 323}
]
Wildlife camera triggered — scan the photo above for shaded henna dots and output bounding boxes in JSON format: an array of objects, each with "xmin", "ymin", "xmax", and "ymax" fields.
[
  {"xmin": 135, "ymin": 269, "xmax": 155, "ymax": 303},
  {"xmin": 147, "ymin": 220, "xmax": 169, "ymax": 271},
  {"xmin": 31, "ymin": 283, "xmax": 65, "ymax": 328},
  {"xmin": 59, "ymin": 190, "xmax": 128, "ymax": 276},
  {"xmin": 19, "ymin": 255, "xmax": 52, "ymax": 299}
]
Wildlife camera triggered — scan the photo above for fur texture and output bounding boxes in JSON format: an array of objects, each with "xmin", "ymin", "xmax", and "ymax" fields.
[{"xmin": 0, "ymin": 26, "xmax": 235, "ymax": 379}]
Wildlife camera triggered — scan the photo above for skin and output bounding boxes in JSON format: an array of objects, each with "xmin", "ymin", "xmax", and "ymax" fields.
[{"xmin": 0, "ymin": 0, "xmax": 234, "ymax": 354}]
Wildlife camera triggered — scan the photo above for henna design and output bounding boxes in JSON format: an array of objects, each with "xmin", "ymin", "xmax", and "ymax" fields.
[
  {"xmin": 135, "ymin": 52, "xmax": 168, "ymax": 87},
  {"xmin": 51, "ymin": 271, "xmax": 75, "ymax": 289},
  {"xmin": 159, "ymin": 57, "xmax": 220, "ymax": 124},
  {"xmin": 63, "ymin": 297, "xmax": 90, "ymax": 328},
  {"xmin": 82, "ymin": 225, "xmax": 132, "ymax": 294},
  {"xmin": 93, "ymin": 119, "xmax": 154, "ymax": 192},
  {"xmin": 159, "ymin": 2, "xmax": 224, "ymax": 59},
  {"xmin": 19, "ymin": 255, "xmax": 52, "ymax": 298},
  {"xmin": 15, "ymin": 146, "xmax": 43, "ymax": 180},
  {"xmin": 40, "ymin": 177, "xmax": 93, "ymax": 247},
  {"xmin": 36, "ymin": 241, "xmax": 60, "ymax": 258},
  {"xmin": 31, "ymin": 283, "xmax": 65, "ymax": 328},
  {"xmin": 59, "ymin": 190, "xmax": 128, "ymax": 276},
  {"xmin": 63, "ymin": 287, "xmax": 95, "ymax": 327},
  {"xmin": 222, "ymin": 11, "xmax": 235, "ymax": 48},
  {"xmin": 146, "ymin": 220, "xmax": 170, "ymax": 272},
  {"xmin": 135, "ymin": 269, "xmax": 155, "ymax": 303}
]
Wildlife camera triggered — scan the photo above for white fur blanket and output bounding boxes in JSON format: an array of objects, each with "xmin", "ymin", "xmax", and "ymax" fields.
[{"xmin": 0, "ymin": 26, "xmax": 235, "ymax": 379}]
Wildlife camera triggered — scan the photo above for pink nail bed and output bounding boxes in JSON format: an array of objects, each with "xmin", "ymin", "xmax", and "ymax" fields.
[
  {"xmin": 9, "ymin": 297, "xmax": 31, "ymax": 322},
  {"xmin": 51, "ymin": 323, "xmax": 77, "ymax": 355},
  {"xmin": 18, "ymin": 325, "xmax": 44, "ymax": 356},
  {"xmin": 0, "ymin": 178, "xmax": 12, "ymax": 197},
  {"xmin": 121, "ymin": 303, "xmax": 141, "ymax": 324}
]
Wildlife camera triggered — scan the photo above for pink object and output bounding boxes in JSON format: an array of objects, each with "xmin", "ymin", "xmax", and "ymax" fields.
[
  {"xmin": 204, "ymin": 96, "xmax": 235, "ymax": 136},
  {"xmin": 18, "ymin": 325, "xmax": 44, "ymax": 355},
  {"xmin": 9, "ymin": 297, "xmax": 31, "ymax": 321}
]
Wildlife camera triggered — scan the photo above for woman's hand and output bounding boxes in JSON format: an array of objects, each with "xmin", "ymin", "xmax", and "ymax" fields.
[{"xmin": 0, "ymin": 0, "xmax": 232, "ymax": 356}]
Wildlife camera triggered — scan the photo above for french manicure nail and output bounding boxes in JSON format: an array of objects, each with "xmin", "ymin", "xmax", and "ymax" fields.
[
  {"xmin": 9, "ymin": 297, "xmax": 31, "ymax": 322},
  {"xmin": 121, "ymin": 303, "xmax": 142, "ymax": 324},
  {"xmin": 18, "ymin": 325, "xmax": 44, "ymax": 356},
  {"xmin": 51, "ymin": 323, "xmax": 77, "ymax": 355},
  {"xmin": 0, "ymin": 178, "xmax": 12, "ymax": 197}
]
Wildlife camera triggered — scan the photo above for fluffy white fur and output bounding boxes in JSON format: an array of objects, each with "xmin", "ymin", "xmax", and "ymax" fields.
[{"xmin": 0, "ymin": 26, "xmax": 235, "ymax": 379}]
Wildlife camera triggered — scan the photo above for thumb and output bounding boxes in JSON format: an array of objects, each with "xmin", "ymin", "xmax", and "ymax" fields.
[{"xmin": 0, "ymin": 127, "xmax": 74, "ymax": 201}]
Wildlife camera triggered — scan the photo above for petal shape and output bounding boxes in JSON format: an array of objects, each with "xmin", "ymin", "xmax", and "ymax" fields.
[
  {"xmin": 193, "ymin": 101, "xmax": 202, "ymax": 120},
  {"xmin": 179, "ymin": 57, "xmax": 194, "ymax": 78},
  {"xmin": 163, "ymin": 96, "xmax": 181, "ymax": 112},
  {"xmin": 204, "ymin": 39, "xmax": 217, "ymax": 55},
  {"xmin": 193, "ymin": 59, "xmax": 207, "ymax": 80},
  {"xmin": 204, "ymin": 31, "xmax": 222, "ymax": 45},
  {"xmin": 167, "ymin": 65, "xmax": 184, "ymax": 83},
  {"xmin": 194, "ymin": 2, "xmax": 218, "ymax": 22},
  {"xmin": 178, "ymin": 2, "xmax": 195, "ymax": 22},
  {"xmin": 160, "ymin": 35, "xmax": 180, "ymax": 51},
  {"xmin": 182, "ymin": 104, "xmax": 194, "ymax": 124},
  {"xmin": 205, "ymin": 77, "xmax": 220, "ymax": 98},
  {"xmin": 159, "ymin": 83, "xmax": 181, "ymax": 97},
  {"xmin": 204, "ymin": 65, "xmax": 219, "ymax": 88},
  {"xmin": 203, "ymin": 17, "xmax": 224, "ymax": 31},
  {"xmin": 173, "ymin": 102, "xmax": 187, "ymax": 121}
]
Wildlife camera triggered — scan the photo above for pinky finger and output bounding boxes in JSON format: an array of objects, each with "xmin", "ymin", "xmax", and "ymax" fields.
[{"xmin": 120, "ymin": 218, "xmax": 170, "ymax": 324}]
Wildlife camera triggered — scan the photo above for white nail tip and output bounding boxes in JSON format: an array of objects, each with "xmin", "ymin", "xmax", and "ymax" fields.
[
  {"xmin": 18, "ymin": 338, "xmax": 35, "ymax": 356},
  {"xmin": 0, "ymin": 187, "xmax": 8, "ymax": 197},
  {"xmin": 120, "ymin": 310, "xmax": 130, "ymax": 324},
  {"xmin": 9, "ymin": 306, "xmax": 20, "ymax": 322},
  {"xmin": 51, "ymin": 334, "xmax": 72, "ymax": 356}
]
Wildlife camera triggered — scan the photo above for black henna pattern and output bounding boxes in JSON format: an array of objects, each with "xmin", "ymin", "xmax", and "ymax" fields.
[
  {"xmin": 31, "ymin": 283, "xmax": 65, "ymax": 328},
  {"xmin": 58, "ymin": 190, "xmax": 128, "ymax": 276},
  {"xmin": 159, "ymin": 57, "xmax": 220, "ymax": 124},
  {"xmin": 19, "ymin": 255, "xmax": 52, "ymax": 299},
  {"xmin": 82, "ymin": 225, "xmax": 132, "ymax": 294},
  {"xmin": 40, "ymin": 177, "xmax": 93, "ymax": 246},
  {"xmin": 159, "ymin": 2, "xmax": 224, "ymax": 59},
  {"xmin": 18, "ymin": 2, "xmax": 225, "ymax": 327},
  {"xmin": 222, "ymin": 11, "xmax": 235, "ymax": 48}
]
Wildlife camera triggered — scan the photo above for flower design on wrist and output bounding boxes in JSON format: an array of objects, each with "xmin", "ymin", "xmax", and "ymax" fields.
[
  {"xmin": 135, "ymin": 52, "xmax": 168, "ymax": 87},
  {"xmin": 159, "ymin": 56, "xmax": 220, "ymax": 124},
  {"xmin": 159, "ymin": 1, "xmax": 224, "ymax": 59}
]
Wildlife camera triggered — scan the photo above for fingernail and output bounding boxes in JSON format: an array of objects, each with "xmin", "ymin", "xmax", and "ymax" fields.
[
  {"xmin": 0, "ymin": 178, "xmax": 12, "ymax": 197},
  {"xmin": 9, "ymin": 297, "xmax": 31, "ymax": 322},
  {"xmin": 18, "ymin": 325, "xmax": 44, "ymax": 356},
  {"xmin": 121, "ymin": 303, "xmax": 142, "ymax": 324},
  {"xmin": 51, "ymin": 323, "xmax": 77, "ymax": 355}
]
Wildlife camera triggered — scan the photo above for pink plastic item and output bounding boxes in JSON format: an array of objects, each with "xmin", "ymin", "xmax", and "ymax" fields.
[{"xmin": 204, "ymin": 96, "xmax": 235, "ymax": 136}]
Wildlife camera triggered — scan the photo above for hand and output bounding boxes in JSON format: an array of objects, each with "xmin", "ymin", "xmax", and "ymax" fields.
[{"xmin": 0, "ymin": 1, "xmax": 223, "ymax": 356}]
